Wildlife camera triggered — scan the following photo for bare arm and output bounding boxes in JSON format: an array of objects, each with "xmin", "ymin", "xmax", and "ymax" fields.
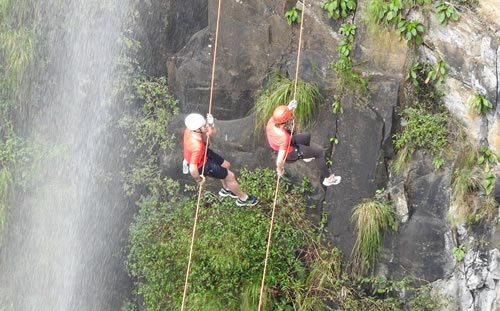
[
  {"xmin": 276, "ymin": 149, "xmax": 286, "ymax": 175},
  {"xmin": 189, "ymin": 164, "xmax": 204, "ymax": 183}
]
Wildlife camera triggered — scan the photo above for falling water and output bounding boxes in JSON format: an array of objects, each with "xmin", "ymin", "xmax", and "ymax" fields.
[{"xmin": 0, "ymin": 0, "xmax": 135, "ymax": 309}]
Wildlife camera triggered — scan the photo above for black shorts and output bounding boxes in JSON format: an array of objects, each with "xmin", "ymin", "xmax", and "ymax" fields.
[{"xmin": 198, "ymin": 149, "xmax": 228, "ymax": 179}]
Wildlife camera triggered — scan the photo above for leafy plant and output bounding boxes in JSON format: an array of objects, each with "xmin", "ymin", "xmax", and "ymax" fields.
[
  {"xmin": 477, "ymin": 147, "xmax": 498, "ymax": 172},
  {"xmin": 331, "ymin": 95, "xmax": 344, "ymax": 114},
  {"xmin": 406, "ymin": 62, "xmax": 422, "ymax": 87},
  {"xmin": 396, "ymin": 19, "xmax": 425, "ymax": 45},
  {"xmin": 368, "ymin": 0, "xmax": 404, "ymax": 25},
  {"xmin": 425, "ymin": 58, "xmax": 449, "ymax": 87},
  {"xmin": 352, "ymin": 199, "xmax": 397, "ymax": 274},
  {"xmin": 285, "ymin": 6, "xmax": 302, "ymax": 25},
  {"xmin": 393, "ymin": 106, "xmax": 449, "ymax": 155},
  {"xmin": 483, "ymin": 172, "xmax": 496, "ymax": 195},
  {"xmin": 251, "ymin": 70, "xmax": 322, "ymax": 134},
  {"xmin": 338, "ymin": 40, "xmax": 353, "ymax": 57},
  {"xmin": 339, "ymin": 23, "xmax": 356, "ymax": 42},
  {"xmin": 452, "ymin": 244, "xmax": 466, "ymax": 262},
  {"xmin": 433, "ymin": 156, "xmax": 445, "ymax": 169},
  {"xmin": 435, "ymin": 0, "xmax": 459, "ymax": 25},
  {"xmin": 468, "ymin": 93, "xmax": 493, "ymax": 115},
  {"xmin": 330, "ymin": 137, "xmax": 339, "ymax": 144},
  {"xmin": 321, "ymin": 0, "xmax": 357, "ymax": 19}
]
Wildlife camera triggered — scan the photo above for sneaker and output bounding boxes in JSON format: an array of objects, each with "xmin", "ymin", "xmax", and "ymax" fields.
[
  {"xmin": 322, "ymin": 174, "xmax": 341, "ymax": 186},
  {"xmin": 303, "ymin": 157, "xmax": 315, "ymax": 163},
  {"xmin": 219, "ymin": 187, "xmax": 238, "ymax": 198},
  {"xmin": 235, "ymin": 195, "xmax": 259, "ymax": 207}
]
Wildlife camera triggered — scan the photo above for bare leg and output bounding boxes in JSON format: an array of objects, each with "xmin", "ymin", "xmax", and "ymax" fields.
[
  {"xmin": 220, "ymin": 160, "xmax": 231, "ymax": 189},
  {"xmin": 224, "ymin": 170, "xmax": 247, "ymax": 200}
]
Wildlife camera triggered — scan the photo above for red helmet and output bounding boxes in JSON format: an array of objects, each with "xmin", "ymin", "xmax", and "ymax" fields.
[{"xmin": 272, "ymin": 105, "xmax": 291, "ymax": 124}]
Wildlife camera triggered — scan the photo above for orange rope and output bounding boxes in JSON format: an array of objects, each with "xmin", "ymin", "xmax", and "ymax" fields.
[
  {"xmin": 257, "ymin": 1, "xmax": 306, "ymax": 310},
  {"xmin": 180, "ymin": 0, "xmax": 222, "ymax": 309}
]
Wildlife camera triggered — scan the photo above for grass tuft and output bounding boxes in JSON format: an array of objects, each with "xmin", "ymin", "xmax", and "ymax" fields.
[
  {"xmin": 251, "ymin": 70, "xmax": 322, "ymax": 135},
  {"xmin": 351, "ymin": 199, "xmax": 397, "ymax": 274}
]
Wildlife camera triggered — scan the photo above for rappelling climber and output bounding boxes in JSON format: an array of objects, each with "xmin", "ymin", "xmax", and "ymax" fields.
[
  {"xmin": 183, "ymin": 113, "xmax": 259, "ymax": 206},
  {"xmin": 265, "ymin": 100, "xmax": 341, "ymax": 186}
]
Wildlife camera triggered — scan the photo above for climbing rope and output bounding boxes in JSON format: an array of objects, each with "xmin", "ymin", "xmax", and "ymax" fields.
[
  {"xmin": 180, "ymin": 0, "xmax": 222, "ymax": 309},
  {"xmin": 257, "ymin": 1, "xmax": 307, "ymax": 310}
]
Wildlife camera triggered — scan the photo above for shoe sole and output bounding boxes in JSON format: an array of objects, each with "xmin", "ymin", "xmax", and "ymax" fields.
[
  {"xmin": 235, "ymin": 200, "xmax": 258, "ymax": 207},
  {"xmin": 323, "ymin": 177, "xmax": 341, "ymax": 186},
  {"xmin": 219, "ymin": 193, "xmax": 238, "ymax": 198},
  {"xmin": 219, "ymin": 191, "xmax": 238, "ymax": 198}
]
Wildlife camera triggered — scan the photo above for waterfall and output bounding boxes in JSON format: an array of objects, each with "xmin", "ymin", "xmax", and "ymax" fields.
[{"xmin": 0, "ymin": 0, "xmax": 135, "ymax": 309}]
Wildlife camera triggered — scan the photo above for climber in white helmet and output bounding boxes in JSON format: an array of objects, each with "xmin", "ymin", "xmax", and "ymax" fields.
[{"xmin": 183, "ymin": 113, "xmax": 258, "ymax": 206}]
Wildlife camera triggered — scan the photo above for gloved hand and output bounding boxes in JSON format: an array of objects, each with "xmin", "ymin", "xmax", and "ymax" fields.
[
  {"xmin": 206, "ymin": 113, "xmax": 215, "ymax": 126},
  {"xmin": 287, "ymin": 99, "xmax": 297, "ymax": 110}
]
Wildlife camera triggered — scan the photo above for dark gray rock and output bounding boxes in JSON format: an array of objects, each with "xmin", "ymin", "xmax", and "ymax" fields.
[
  {"xmin": 135, "ymin": 0, "xmax": 208, "ymax": 75},
  {"xmin": 379, "ymin": 151, "xmax": 452, "ymax": 282},
  {"xmin": 325, "ymin": 96, "xmax": 386, "ymax": 258}
]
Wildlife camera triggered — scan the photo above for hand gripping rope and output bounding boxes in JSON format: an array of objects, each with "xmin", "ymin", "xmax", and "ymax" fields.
[
  {"xmin": 257, "ymin": 1, "xmax": 307, "ymax": 310},
  {"xmin": 180, "ymin": 0, "xmax": 222, "ymax": 309}
]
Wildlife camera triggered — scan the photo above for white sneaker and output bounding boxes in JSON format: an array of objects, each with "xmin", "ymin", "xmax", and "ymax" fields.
[
  {"xmin": 322, "ymin": 174, "xmax": 341, "ymax": 186},
  {"xmin": 303, "ymin": 158, "xmax": 315, "ymax": 162}
]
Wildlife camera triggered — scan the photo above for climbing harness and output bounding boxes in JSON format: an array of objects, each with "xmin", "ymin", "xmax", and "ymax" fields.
[
  {"xmin": 257, "ymin": 1, "xmax": 307, "ymax": 310},
  {"xmin": 180, "ymin": 0, "xmax": 222, "ymax": 309}
]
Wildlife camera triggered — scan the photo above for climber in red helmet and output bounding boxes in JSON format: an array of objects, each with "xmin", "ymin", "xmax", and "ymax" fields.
[
  {"xmin": 265, "ymin": 100, "xmax": 341, "ymax": 186},
  {"xmin": 183, "ymin": 113, "xmax": 258, "ymax": 206}
]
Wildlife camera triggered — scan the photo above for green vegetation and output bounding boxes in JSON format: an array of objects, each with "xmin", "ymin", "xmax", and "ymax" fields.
[
  {"xmin": 395, "ymin": 59, "xmax": 451, "ymax": 174},
  {"xmin": 126, "ymin": 168, "xmax": 446, "ymax": 310},
  {"xmin": 0, "ymin": 0, "xmax": 40, "ymax": 241},
  {"xmin": 396, "ymin": 19, "xmax": 425, "ymax": 46},
  {"xmin": 452, "ymin": 244, "xmax": 466, "ymax": 262},
  {"xmin": 118, "ymin": 75, "xmax": 178, "ymax": 196},
  {"xmin": 321, "ymin": 0, "xmax": 357, "ymax": 19},
  {"xmin": 393, "ymin": 105, "xmax": 449, "ymax": 173},
  {"xmin": 468, "ymin": 93, "xmax": 493, "ymax": 115},
  {"xmin": 366, "ymin": 0, "xmax": 426, "ymax": 47},
  {"xmin": 285, "ymin": 6, "xmax": 301, "ymax": 25},
  {"xmin": 434, "ymin": 0, "xmax": 458, "ymax": 24},
  {"xmin": 425, "ymin": 58, "xmax": 449, "ymax": 87},
  {"xmin": 351, "ymin": 199, "xmax": 397, "ymax": 274},
  {"xmin": 450, "ymin": 142, "xmax": 483, "ymax": 225},
  {"xmin": 329, "ymin": 23, "xmax": 368, "ymax": 111},
  {"xmin": 251, "ymin": 70, "xmax": 322, "ymax": 134}
]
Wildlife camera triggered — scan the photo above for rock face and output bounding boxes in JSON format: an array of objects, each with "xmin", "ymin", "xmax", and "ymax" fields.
[{"xmin": 162, "ymin": 0, "xmax": 500, "ymax": 309}]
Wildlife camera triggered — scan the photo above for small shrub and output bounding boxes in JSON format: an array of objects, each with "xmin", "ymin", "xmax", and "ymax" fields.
[
  {"xmin": 483, "ymin": 172, "xmax": 496, "ymax": 195},
  {"xmin": 251, "ymin": 70, "xmax": 322, "ymax": 134},
  {"xmin": 339, "ymin": 23, "xmax": 357, "ymax": 42},
  {"xmin": 433, "ymin": 156, "xmax": 445, "ymax": 169},
  {"xmin": 435, "ymin": 0, "xmax": 459, "ymax": 25},
  {"xmin": 477, "ymin": 147, "xmax": 498, "ymax": 172},
  {"xmin": 285, "ymin": 6, "xmax": 301, "ymax": 25},
  {"xmin": 406, "ymin": 62, "xmax": 422, "ymax": 87},
  {"xmin": 396, "ymin": 19, "xmax": 425, "ymax": 46},
  {"xmin": 351, "ymin": 199, "xmax": 397, "ymax": 274},
  {"xmin": 393, "ymin": 106, "xmax": 449, "ymax": 155},
  {"xmin": 321, "ymin": 0, "xmax": 357, "ymax": 19},
  {"xmin": 452, "ymin": 244, "xmax": 466, "ymax": 262},
  {"xmin": 367, "ymin": 0, "xmax": 404, "ymax": 26},
  {"xmin": 425, "ymin": 58, "xmax": 449, "ymax": 87},
  {"xmin": 468, "ymin": 93, "xmax": 493, "ymax": 115}
]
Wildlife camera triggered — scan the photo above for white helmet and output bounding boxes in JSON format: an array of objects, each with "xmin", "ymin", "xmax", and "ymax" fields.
[{"xmin": 185, "ymin": 113, "xmax": 205, "ymax": 130}]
